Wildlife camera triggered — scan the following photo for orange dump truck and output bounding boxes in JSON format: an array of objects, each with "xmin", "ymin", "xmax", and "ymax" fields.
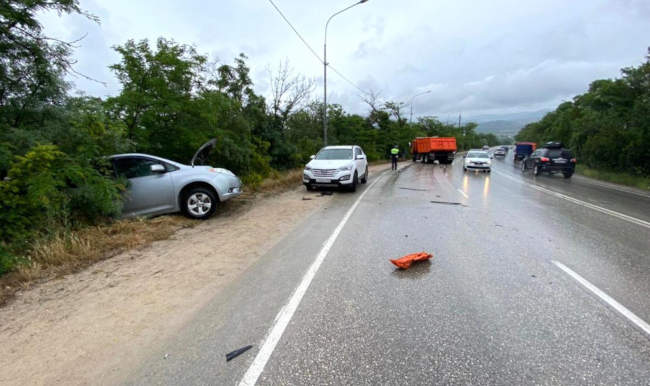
[{"xmin": 411, "ymin": 137, "xmax": 457, "ymax": 164}]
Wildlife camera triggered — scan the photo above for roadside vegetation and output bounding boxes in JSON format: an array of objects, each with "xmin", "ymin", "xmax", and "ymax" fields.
[
  {"xmin": 0, "ymin": 1, "xmax": 502, "ymax": 278},
  {"xmin": 515, "ymin": 50, "xmax": 650, "ymax": 189}
]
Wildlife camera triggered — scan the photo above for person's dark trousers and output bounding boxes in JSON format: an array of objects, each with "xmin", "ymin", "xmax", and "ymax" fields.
[{"xmin": 391, "ymin": 156, "xmax": 398, "ymax": 170}]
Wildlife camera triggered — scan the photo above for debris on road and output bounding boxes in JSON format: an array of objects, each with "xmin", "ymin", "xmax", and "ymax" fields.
[
  {"xmin": 390, "ymin": 252, "xmax": 433, "ymax": 269},
  {"xmin": 430, "ymin": 200, "xmax": 466, "ymax": 206},
  {"xmin": 302, "ymin": 196, "xmax": 313, "ymax": 200},
  {"xmin": 399, "ymin": 187, "xmax": 429, "ymax": 191},
  {"xmin": 226, "ymin": 345, "xmax": 253, "ymax": 362}
]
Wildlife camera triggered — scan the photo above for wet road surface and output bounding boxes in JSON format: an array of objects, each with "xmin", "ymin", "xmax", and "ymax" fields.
[{"xmin": 126, "ymin": 156, "xmax": 650, "ymax": 385}]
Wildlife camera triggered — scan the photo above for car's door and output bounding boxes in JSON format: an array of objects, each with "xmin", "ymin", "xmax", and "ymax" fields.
[
  {"xmin": 358, "ymin": 147, "xmax": 368, "ymax": 174},
  {"xmin": 112, "ymin": 156, "xmax": 176, "ymax": 217}
]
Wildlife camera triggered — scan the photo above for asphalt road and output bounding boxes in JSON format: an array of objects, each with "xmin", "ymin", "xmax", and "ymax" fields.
[{"xmin": 126, "ymin": 155, "xmax": 650, "ymax": 385}]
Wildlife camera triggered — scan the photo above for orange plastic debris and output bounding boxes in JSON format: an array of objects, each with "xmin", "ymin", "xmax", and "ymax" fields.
[{"xmin": 390, "ymin": 252, "xmax": 433, "ymax": 269}]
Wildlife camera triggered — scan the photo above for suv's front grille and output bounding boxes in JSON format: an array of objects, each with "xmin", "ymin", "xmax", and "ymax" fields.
[{"xmin": 312, "ymin": 169, "xmax": 336, "ymax": 177}]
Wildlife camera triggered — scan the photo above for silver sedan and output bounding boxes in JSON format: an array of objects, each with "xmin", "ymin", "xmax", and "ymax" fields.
[{"xmin": 108, "ymin": 151, "xmax": 242, "ymax": 219}]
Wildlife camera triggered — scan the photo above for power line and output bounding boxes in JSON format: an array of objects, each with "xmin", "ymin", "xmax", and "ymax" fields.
[
  {"xmin": 267, "ymin": 0, "xmax": 370, "ymax": 99},
  {"xmin": 267, "ymin": 0, "xmax": 323, "ymax": 64}
]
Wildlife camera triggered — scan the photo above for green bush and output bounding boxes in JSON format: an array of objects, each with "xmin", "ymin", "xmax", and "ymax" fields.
[{"xmin": 0, "ymin": 144, "xmax": 124, "ymax": 247}]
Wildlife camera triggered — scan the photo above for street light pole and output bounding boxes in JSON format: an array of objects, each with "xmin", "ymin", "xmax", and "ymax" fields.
[
  {"xmin": 409, "ymin": 90, "xmax": 431, "ymax": 123},
  {"xmin": 323, "ymin": 0, "xmax": 369, "ymax": 146}
]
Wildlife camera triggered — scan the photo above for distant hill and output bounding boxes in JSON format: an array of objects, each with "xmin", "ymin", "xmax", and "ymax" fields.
[{"xmin": 468, "ymin": 109, "xmax": 550, "ymax": 136}]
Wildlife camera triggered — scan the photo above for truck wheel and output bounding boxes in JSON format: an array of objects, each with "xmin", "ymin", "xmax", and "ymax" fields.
[
  {"xmin": 412, "ymin": 155, "xmax": 417, "ymax": 162},
  {"xmin": 520, "ymin": 161, "xmax": 526, "ymax": 172}
]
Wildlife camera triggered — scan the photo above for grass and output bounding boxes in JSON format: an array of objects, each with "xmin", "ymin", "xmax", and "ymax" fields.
[
  {"xmin": 0, "ymin": 168, "xmax": 306, "ymax": 306},
  {"xmin": 575, "ymin": 165, "xmax": 650, "ymax": 191}
]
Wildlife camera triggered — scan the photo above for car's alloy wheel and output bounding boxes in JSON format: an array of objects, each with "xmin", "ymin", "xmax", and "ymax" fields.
[
  {"xmin": 360, "ymin": 167, "xmax": 368, "ymax": 184},
  {"xmin": 183, "ymin": 188, "xmax": 217, "ymax": 219}
]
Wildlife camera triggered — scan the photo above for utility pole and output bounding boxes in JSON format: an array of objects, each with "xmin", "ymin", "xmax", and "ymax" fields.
[
  {"xmin": 458, "ymin": 113, "xmax": 461, "ymax": 129},
  {"xmin": 323, "ymin": 0, "xmax": 369, "ymax": 146}
]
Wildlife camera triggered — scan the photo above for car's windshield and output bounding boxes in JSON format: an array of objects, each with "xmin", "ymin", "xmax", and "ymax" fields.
[
  {"xmin": 467, "ymin": 152, "xmax": 489, "ymax": 158},
  {"xmin": 316, "ymin": 149, "xmax": 353, "ymax": 160}
]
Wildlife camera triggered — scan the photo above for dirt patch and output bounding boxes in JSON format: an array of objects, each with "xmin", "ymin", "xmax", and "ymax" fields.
[{"xmin": 0, "ymin": 162, "xmax": 391, "ymax": 385}]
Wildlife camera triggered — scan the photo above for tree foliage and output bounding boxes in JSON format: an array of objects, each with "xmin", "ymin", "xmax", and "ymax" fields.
[{"xmin": 516, "ymin": 50, "xmax": 650, "ymax": 175}]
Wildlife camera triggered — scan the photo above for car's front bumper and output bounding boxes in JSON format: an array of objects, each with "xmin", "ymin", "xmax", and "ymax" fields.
[
  {"xmin": 465, "ymin": 163, "xmax": 491, "ymax": 170},
  {"xmin": 303, "ymin": 170, "xmax": 353, "ymax": 186}
]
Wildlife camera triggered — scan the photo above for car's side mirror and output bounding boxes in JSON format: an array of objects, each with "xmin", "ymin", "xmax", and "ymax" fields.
[
  {"xmin": 310, "ymin": 155, "xmax": 316, "ymax": 160},
  {"xmin": 150, "ymin": 164, "xmax": 165, "ymax": 173},
  {"xmin": 356, "ymin": 154, "xmax": 366, "ymax": 160},
  {"xmin": 462, "ymin": 155, "xmax": 466, "ymax": 159}
]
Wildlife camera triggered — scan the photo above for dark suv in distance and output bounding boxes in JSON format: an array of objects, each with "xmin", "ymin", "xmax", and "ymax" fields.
[{"xmin": 521, "ymin": 142, "xmax": 576, "ymax": 178}]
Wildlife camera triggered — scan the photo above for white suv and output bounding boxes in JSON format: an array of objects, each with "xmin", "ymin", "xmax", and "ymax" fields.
[{"xmin": 303, "ymin": 145, "xmax": 369, "ymax": 192}]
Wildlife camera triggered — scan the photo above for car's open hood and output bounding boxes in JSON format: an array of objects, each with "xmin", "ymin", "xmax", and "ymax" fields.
[{"xmin": 191, "ymin": 138, "xmax": 217, "ymax": 167}]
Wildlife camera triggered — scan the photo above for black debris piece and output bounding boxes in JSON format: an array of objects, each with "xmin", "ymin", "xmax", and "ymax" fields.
[
  {"xmin": 399, "ymin": 187, "xmax": 428, "ymax": 191},
  {"xmin": 430, "ymin": 200, "xmax": 464, "ymax": 206},
  {"xmin": 226, "ymin": 345, "xmax": 253, "ymax": 362}
]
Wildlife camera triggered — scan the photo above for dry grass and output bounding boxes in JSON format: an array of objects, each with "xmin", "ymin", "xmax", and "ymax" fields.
[{"xmin": 0, "ymin": 169, "xmax": 305, "ymax": 306}]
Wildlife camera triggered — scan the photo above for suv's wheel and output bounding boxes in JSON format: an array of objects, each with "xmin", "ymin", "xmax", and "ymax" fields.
[
  {"xmin": 360, "ymin": 167, "xmax": 368, "ymax": 184},
  {"xmin": 348, "ymin": 172, "xmax": 358, "ymax": 192},
  {"xmin": 183, "ymin": 187, "xmax": 217, "ymax": 219},
  {"xmin": 305, "ymin": 184, "xmax": 314, "ymax": 191},
  {"xmin": 563, "ymin": 172, "xmax": 573, "ymax": 179},
  {"xmin": 533, "ymin": 164, "xmax": 541, "ymax": 176}
]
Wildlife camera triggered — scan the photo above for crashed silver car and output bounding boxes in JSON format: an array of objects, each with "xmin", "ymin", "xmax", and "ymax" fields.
[{"xmin": 109, "ymin": 139, "xmax": 242, "ymax": 219}]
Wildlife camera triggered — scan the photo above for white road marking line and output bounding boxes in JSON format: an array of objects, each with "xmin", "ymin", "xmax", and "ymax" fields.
[
  {"xmin": 457, "ymin": 189, "xmax": 469, "ymax": 199},
  {"xmin": 493, "ymin": 170, "xmax": 650, "ymax": 229},
  {"xmin": 239, "ymin": 172, "xmax": 386, "ymax": 386},
  {"xmin": 552, "ymin": 261, "xmax": 650, "ymax": 336}
]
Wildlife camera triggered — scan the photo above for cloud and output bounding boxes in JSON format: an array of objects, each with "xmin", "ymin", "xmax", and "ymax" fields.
[{"xmin": 37, "ymin": 0, "xmax": 650, "ymax": 118}]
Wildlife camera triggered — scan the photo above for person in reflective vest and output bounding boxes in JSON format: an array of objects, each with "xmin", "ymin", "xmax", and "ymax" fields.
[{"xmin": 391, "ymin": 145, "xmax": 399, "ymax": 170}]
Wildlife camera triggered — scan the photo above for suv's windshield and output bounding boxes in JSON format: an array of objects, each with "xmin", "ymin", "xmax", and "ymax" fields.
[
  {"xmin": 467, "ymin": 152, "xmax": 489, "ymax": 158},
  {"xmin": 316, "ymin": 149, "xmax": 353, "ymax": 160}
]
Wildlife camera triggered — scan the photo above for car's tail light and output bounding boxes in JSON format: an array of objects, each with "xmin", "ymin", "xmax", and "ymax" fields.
[
  {"xmin": 571, "ymin": 158, "xmax": 577, "ymax": 163},
  {"xmin": 540, "ymin": 157, "xmax": 550, "ymax": 162}
]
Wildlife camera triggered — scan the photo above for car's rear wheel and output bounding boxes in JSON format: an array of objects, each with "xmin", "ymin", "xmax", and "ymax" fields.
[
  {"xmin": 563, "ymin": 172, "xmax": 573, "ymax": 179},
  {"xmin": 360, "ymin": 167, "xmax": 368, "ymax": 184},
  {"xmin": 533, "ymin": 164, "xmax": 541, "ymax": 176},
  {"xmin": 183, "ymin": 187, "xmax": 217, "ymax": 219}
]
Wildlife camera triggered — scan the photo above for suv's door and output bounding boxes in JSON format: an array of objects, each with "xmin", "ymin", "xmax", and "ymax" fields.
[{"xmin": 112, "ymin": 156, "xmax": 176, "ymax": 217}]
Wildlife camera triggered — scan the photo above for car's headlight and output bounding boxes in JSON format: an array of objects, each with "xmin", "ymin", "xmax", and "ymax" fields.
[
  {"xmin": 305, "ymin": 165, "xmax": 312, "ymax": 171},
  {"xmin": 210, "ymin": 168, "xmax": 235, "ymax": 176},
  {"xmin": 337, "ymin": 164, "xmax": 352, "ymax": 171}
]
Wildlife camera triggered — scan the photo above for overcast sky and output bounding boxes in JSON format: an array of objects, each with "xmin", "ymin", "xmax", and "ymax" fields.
[{"xmin": 39, "ymin": 0, "xmax": 650, "ymax": 120}]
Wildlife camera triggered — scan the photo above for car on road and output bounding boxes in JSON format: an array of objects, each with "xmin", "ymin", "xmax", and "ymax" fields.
[
  {"xmin": 463, "ymin": 150, "xmax": 492, "ymax": 172},
  {"xmin": 109, "ymin": 139, "xmax": 242, "ymax": 219},
  {"xmin": 521, "ymin": 142, "xmax": 576, "ymax": 178},
  {"xmin": 303, "ymin": 145, "xmax": 368, "ymax": 192},
  {"xmin": 482, "ymin": 145, "xmax": 490, "ymax": 151},
  {"xmin": 494, "ymin": 146, "xmax": 507, "ymax": 157}
]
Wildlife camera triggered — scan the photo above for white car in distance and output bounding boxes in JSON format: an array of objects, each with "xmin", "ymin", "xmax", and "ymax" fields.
[
  {"xmin": 303, "ymin": 145, "xmax": 369, "ymax": 192},
  {"xmin": 463, "ymin": 150, "xmax": 492, "ymax": 173}
]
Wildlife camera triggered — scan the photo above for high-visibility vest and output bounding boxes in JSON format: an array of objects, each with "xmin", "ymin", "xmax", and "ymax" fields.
[{"xmin": 391, "ymin": 148, "xmax": 399, "ymax": 155}]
